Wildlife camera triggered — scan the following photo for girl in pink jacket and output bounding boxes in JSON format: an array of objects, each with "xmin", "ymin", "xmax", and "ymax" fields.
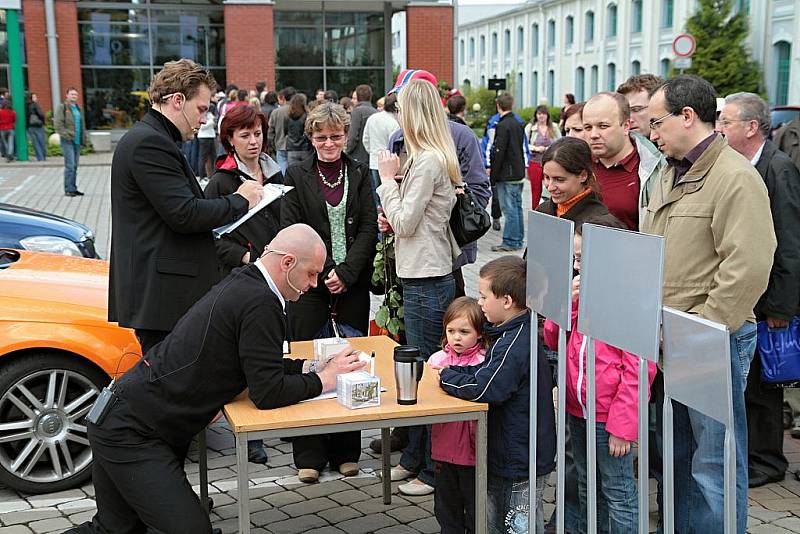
[
  {"xmin": 429, "ymin": 297, "xmax": 486, "ymax": 534},
  {"xmin": 543, "ymin": 224, "xmax": 656, "ymax": 533}
]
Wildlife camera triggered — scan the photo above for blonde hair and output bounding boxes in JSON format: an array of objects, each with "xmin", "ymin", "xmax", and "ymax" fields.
[
  {"xmin": 398, "ymin": 80, "xmax": 462, "ymax": 185},
  {"xmin": 305, "ymin": 102, "xmax": 350, "ymax": 136}
]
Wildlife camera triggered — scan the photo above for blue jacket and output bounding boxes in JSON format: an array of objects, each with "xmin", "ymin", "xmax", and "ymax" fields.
[
  {"xmin": 480, "ymin": 112, "xmax": 530, "ymax": 170},
  {"xmin": 439, "ymin": 310, "xmax": 556, "ymax": 479}
]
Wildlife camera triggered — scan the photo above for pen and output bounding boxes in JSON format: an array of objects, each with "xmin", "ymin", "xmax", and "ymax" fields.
[{"xmin": 370, "ymin": 351, "xmax": 375, "ymax": 376}]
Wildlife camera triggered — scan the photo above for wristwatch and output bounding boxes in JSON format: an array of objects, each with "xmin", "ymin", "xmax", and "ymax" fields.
[{"xmin": 308, "ymin": 360, "xmax": 319, "ymax": 373}]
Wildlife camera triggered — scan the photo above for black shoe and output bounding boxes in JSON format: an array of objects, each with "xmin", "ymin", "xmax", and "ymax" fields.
[
  {"xmin": 748, "ymin": 468, "xmax": 784, "ymax": 488},
  {"xmin": 491, "ymin": 244, "xmax": 522, "ymax": 252},
  {"xmin": 65, "ymin": 191, "xmax": 78, "ymax": 197},
  {"xmin": 74, "ymin": 190, "xmax": 85, "ymax": 196},
  {"xmin": 212, "ymin": 529, "xmax": 222, "ymax": 534},
  {"xmin": 369, "ymin": 433, "xmax": 405, "ymax": 454},
  {"xmin": 247, "ymin": 440, "xmax": 268, "ymax": 464},
  {"xmin": 492, "ymin": 219, "xmax": 501, "ymax": 231}
]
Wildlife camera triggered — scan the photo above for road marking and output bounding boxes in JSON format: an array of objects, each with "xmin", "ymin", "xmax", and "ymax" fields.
[{"xmin": 0, "ymin": 174, "xmax": 37, "ymax": 203}]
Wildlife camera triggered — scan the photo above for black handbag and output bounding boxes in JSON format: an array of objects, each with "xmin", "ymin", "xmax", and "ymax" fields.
[{"xmin": 450, "ymin": 184, "xmax": 491, "ymax": 247}]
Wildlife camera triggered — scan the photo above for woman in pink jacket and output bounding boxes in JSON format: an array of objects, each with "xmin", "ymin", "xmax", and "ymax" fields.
[
  {"xmin": 429, "ymin": 297, "xmax": 487, "ymax": 534},
  {"xmin": 544, "ymin": 220, "xmax": 656, "ymax": 534}
]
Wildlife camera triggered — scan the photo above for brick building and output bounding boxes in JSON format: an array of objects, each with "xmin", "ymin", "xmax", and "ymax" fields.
[{"xmin": 0, "ymin": 0, "xmax": 453, "ymax": 129}]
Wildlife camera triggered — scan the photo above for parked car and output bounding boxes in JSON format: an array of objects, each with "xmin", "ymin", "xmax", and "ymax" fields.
[
  {"xmin": 770, "ymin": 105, "xmax": 800, "ymax": 138},
  {"xmin": 0, "ymin": 203, "xmax": 99, "ymax": 259},
  {"xmin": 0, "ymin": 249, "xmax": 140, "ymax": 493}
]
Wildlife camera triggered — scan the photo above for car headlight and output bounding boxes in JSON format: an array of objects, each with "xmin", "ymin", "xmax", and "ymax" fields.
[{"xmin": 19, "ymin": 236, "xmax": 84, "ymax": 257}]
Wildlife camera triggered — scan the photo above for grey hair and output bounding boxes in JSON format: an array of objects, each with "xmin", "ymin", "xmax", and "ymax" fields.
[{"xmin": 724, "ymin": 92, "xmax": 770, "ymax": 139}]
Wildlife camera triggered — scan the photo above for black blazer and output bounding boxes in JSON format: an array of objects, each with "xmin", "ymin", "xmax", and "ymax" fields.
[
  {"xmin": 754, "ymin": 140, "xmax": 800, "ymax": 320},
  {"xmin": 280, "ymin": 153, "xmax": 377, "ymax": 338},
  {"xmin": 108, "ymin": 109, "xmax": 248, "ymax": 331},
  {"xmin": 491, "ymin": 112, "xmax": 526, "ymax": 183}
]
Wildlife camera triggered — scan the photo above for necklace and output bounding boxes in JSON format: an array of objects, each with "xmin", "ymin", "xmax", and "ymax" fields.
[{"xmin": 317, "ymin": 161, "xmax": 344, "ymax": 189}]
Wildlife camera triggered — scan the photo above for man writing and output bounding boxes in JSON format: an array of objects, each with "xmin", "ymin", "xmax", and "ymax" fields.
[{"xmin": 71, "ymin": 225, "xmax": 366, "ymax": 534}]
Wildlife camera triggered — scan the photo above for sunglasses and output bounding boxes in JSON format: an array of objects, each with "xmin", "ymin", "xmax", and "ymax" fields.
[{"xmin": 311, "ymin": 134, "xmax": 345, "ymax": 143}]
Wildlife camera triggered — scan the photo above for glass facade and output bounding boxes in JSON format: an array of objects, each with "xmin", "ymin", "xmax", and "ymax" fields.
[{"xmin": 0, "ymin": 10, "xmax": 27, "ymax": 95}]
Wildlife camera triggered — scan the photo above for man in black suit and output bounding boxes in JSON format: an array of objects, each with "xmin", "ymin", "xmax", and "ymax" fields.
[
  {"xmin": 720, "ymin": 92, "xmax": 800, "ymax": 488},
  {"xmin": 70, "ymin": 224, "xmax": 367, "ymax": 534},
  {"xmin": 108, "ymin": 58, "xmax": 263, "ymax": 353}
]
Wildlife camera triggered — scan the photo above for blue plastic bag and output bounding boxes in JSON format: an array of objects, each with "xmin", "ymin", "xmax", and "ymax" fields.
[{"xmin": 758, "ymin": 317, "xmax": 800, "ymax": 384}]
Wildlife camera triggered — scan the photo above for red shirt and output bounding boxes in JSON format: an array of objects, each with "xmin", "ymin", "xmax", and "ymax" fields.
[
  {"xmin": 592, "ymin": 147, "xmax": 640, "ymax": 230},
  {"xmin": 0, "ymin": 109, "xmax": 16, "ymax": 131}
]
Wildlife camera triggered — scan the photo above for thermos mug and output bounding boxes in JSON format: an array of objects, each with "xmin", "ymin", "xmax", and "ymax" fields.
[{"xmin": 393, "ymin": 345, "xmax": 425, "ymax": 405}]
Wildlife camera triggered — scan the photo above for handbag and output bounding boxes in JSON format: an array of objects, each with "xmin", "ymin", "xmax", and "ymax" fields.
[
  {"xmin": 28, "ymin": 112, "xmax": 42, "ymax": 127},
  {"xmin": 450, "ymin": 184, "xmax": 491, "ymax": 247},
  {"xmin": 758, "ymin": 317, "xmax": 800, "ymax": 384}
]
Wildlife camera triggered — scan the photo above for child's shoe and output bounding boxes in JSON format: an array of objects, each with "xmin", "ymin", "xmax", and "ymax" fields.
[{"xmin": 398, "ymin": 478, "xmax": 434, "ymax": 496}]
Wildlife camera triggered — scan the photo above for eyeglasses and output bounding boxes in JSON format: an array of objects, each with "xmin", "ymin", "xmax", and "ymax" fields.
[
  {"xmin": 630, "ymin": 105, "xmax": 649, "ymax": 114},
  {"xmin": 311, "ymin": 134, "xmax": 346, "ymax": 144},
  {"xmin": 649, "ymin": 111, "xmax": 677, "ymax": 131}
]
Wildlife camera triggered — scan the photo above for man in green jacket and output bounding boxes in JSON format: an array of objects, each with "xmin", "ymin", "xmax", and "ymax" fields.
[{"xmin": 54, "ymin": 87, "xmax": 89, "ymax": 197}]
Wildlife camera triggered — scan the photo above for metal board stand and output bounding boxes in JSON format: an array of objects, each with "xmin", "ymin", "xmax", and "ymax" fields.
[{"xmin": 576, "ymin": 224, "xmax": 664, "ymax": 534}]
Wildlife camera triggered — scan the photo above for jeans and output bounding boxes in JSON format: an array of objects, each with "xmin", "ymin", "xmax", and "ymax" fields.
[
  {"xmin": 62, "ymin": 140, "xmax": 81, "ymax": 193},
  {"xmin": 0, "ymin": 129, "xmax": 14, "ymax": 160},
  {"xmin": 29, "ymin": 127, "xmax": 46, "ymax": 161},
  {"xmin": 398, "ymin": 273, "xmax": 456, "ymax": 486},
  {"xmin": 276, "ymin": 149, "xmax": 288, "ymax": 175},
  {"xmin": 487, "ymin": 474, "xmax": 546, "ymax": 534},
  {"xmin": 671, "ymin": 320, "xmax": 756, "ymax": 534},
  {"xmin": 495, "ymin": 181, "xmax": 524, "ymax": 249},
  {"xmin": 568, "ymin": 415, "xmax": 638, "ymax": 534}
]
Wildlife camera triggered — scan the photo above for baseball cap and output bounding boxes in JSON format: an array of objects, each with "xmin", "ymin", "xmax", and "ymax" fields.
[{"xmin": 389, "ymin": 69, "xmax": 439, "ymax": 94}]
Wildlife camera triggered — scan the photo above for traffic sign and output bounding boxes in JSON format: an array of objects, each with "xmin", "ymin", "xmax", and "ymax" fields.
[
  {"xmin": 674, "ymin": 57, "xmax": 692, "ymax": 70},
  {"xmin": 672, "ymin": 33, "xmax": 696, "ymax": 58}
]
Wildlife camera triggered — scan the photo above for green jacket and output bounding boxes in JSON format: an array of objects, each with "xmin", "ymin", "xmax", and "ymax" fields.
[{"xmin": 54, "ymin": 102, "xmax": 89, "ymax": 146}]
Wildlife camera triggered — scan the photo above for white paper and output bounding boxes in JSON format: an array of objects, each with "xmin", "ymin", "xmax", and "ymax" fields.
[
  {"xmin": 299, "ymin": 386, "xmax": 386, "ymax": 404},
  {"xmin": 213, "ymin": 184, "xmax": 293, "ymax": 237}
]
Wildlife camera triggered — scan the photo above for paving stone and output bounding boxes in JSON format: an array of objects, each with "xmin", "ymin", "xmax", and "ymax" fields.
[
  {"xmin": 317, "ymin": 505, "xmax": 362, "ymax": 524},
  {"xmin": 26, "ymin": 489, "xmax": 85, "ymax": 508},
  {"xmin": 748, "ymin": 525, "xmax": 794, "ymax": 534},
  {"xmin": 0, "ymin": 501, "xmax": 31, "ymax": 514},
  {"xmin": 68, "ymin": 510, "xmax": 95, "ymax": 525},
  {"xmin": 748, "ymin": 505, "xmax": 792, "ymax": 523},
  {"xmin": 407, "ymin": 515, "xmax": 442, "ymax": 534},
  {"xmin": 281, "ymin": 497, "xmax": 338, "ymax": 517},
  {"xmin": 207, "ymin": 455, "xmax": 238, "ymax": 469},
  {"xmin": 211, "ymin": 517, "xmax": 242, "ymax": 534},
  {"xmin": 761, "ymin": 498, "xmax": 800, "ymax": 512},
  {"xmin": 28, "ymin": 517, "xmax": 72, "ymax": 534},
  {"xmin": 250, "ymin": 508, "xmax": 289, "ymax": 526},
  {"xmin": 57, "ymin": 499, "xmax": 96, "ymax": 512},
  {"xmin": 350, "ymin": 496, "xmax": 412, "ymax": 515},
  {"xmin": 263, "ymin": 490, "xmax": 305, "ymax": 508},
  {"xmin": 335, "ymin": 513, "xmax": 398, "ymax": 534},
  {"xmin": 775, "ymin": 516, "xmax": 800, "ymax": 531},
  {"xmin": 294, "ymin": 480, "xmax": 352, "ymax": 500},
  {"xmin": 265, "ymin": 513, "xmax": 328, "ymax": 534},
  {"xmin": 0, "ymin": 527, "xmax": 33, "ymax": 534},
  {"xmin": 1, "ymin": 509, "xmax": 60, "ymax": 526},
  {"xmin": 343, "ymin": 474, "xmax": 381, "ymax": 488},
  {"xmin": 214, "ymin": 499, "xmax": 270, "ymax": 520},
  {"xmin": 386, "ymin": 505, "xmax": 431, "ymax": 522},
  {"xmin": 267, "ymin": 452, "xmax": 295, "ymax": 468},
  {"xmin": 374, "ymin": 525, "xmax": 419, "ymax": 534},
  {"xmin": 417, "ymin": 499, "xmax": 434, "ymax": 514},
  {"xmin": 327, "ymin": 489, "xmax": 371, "ymax": 506},
  {"xmin": 304, "ymin": 528, "xmax": 345, "ymax": 534}
]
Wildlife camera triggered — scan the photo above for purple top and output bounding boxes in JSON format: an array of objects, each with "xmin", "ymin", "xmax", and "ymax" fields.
[{"xmin": 316, "ymin": 158, "xmax": 345, "ymax": 206}]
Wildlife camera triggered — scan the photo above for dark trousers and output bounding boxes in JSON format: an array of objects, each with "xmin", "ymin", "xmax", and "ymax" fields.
[
  {"xmin": 292, "ymin": 431, "xmax": 361, "ymax": 472},
  {"xmin": 198, "ymin": 138, "xmax": 216, "ymax": 178},
  {"xmin": 134, "ymin": 329, "xmax": 170, "ymax": 354},
  {"xmin": 453, "ymin": 268, "xmax": 465, "ymax": 298},
  {"xmin": 746, "ymin": 353, "xmax": 788, "ymax": 478},
  {"xmin": 490, "ymin": 185, "xmax": 502, "ymax": 220},
  {"xmin": 67, "ymin": 398, "xmax": 210, "ymax": 534},
  {"xmin": 434, "ymin": 462, "xmax": 475, "ymax": 534}
]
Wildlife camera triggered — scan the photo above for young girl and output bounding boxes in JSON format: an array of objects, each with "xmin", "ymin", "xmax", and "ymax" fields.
[
  {"xmin": 543, "ymin": 221, "xmax": 656, "ymax": 533},
  {"xmin": 429, "ymin": 297, "xmax": 487, "ymax": 534}
]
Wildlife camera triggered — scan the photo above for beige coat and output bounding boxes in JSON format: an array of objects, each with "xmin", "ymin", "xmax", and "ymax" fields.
[
  {"xmin": 641, "ymin": 135, "xmax": 776, "ymax": 332},
  {"xmin": 378, "ymin": 151, "xmax": 458, "ymax": 278}
]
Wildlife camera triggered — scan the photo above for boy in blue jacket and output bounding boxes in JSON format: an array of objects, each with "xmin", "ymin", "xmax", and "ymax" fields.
[{"xmin": 438, "ymin": 255, "xmax": 556, "ymax": 534}]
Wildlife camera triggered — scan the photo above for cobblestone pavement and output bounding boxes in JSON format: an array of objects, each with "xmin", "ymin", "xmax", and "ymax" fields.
[{"xmin": 1, "ymin": 162, "xmax": 800, "ymax": 533}]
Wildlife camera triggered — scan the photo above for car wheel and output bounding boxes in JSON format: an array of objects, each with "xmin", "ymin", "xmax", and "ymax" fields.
[{"xmin": 0, "ymin": 352, "xmax": 109, "ymax": 494}]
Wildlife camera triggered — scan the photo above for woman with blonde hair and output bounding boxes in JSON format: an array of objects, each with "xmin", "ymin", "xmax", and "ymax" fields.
[{"xmin": 376, "ymin": 78, "xmax": 461, "ymax": 496}]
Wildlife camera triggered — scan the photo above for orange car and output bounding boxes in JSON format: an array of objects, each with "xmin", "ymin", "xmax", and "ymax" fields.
[{"xmin": 0, "ymin": 248, "xmax": 140, "ymax": 493}]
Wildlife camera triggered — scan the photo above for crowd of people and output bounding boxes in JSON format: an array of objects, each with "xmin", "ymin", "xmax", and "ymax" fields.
[{"xmin": 49, "ymin": 54, "xmax": 799, "ymax": 534}]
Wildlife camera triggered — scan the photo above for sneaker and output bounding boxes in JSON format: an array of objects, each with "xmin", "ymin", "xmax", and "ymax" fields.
[
  {"xmin": 491, "ymin": 244, "xmax": 522, "ymax": 252},
  {"xmin": 398, "ymin": 478, "xmax": 434, "ymax": 496},
  {"xmin": 369, "ymin": 432, "xmax": 405, "ymax": 453},
  {"xmin": 65, "ymin": 191, "xmax": 78, "ymax": 197},
  {"xmin": 338, "ymin": 462, "xmax": 359, "ymax": 476},
  {"xmin": 492, "ymin": 219, "xmax": 501, "ymax": 231},
  {"xmin": 298, "ymin": 468, "xmax": 319, "ymax": 483},
  {"xmin": 74, "ymin": 190, "xmax": 85, "ymax": 196},
  {"xmin": 385, "ymin": 464, "xmax": 415, "ymax": 481}
]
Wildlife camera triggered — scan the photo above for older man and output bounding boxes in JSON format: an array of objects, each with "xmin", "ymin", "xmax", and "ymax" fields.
[
  {"xmin": 720, "ymin": 92, "xmax": 800, "ymax": 488},
  {"xmin": 644, "ymin": 75, "xmax": 776, "ymax": 532}
]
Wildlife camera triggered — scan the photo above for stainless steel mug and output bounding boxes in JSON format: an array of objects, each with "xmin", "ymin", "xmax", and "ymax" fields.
[{"xmin": 393, "ymin": 345, "xmax": 425, "ymax": 405}]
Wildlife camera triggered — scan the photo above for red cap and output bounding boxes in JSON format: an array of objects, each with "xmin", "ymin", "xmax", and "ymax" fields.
[{"xmin": 389, "ymin": 69, "xmax": 439, "ymax": 94}]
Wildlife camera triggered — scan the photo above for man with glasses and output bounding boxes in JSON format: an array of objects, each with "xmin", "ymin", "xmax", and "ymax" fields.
[
  {"xmin": 617, "ymin": 74, "xmax": 664, "ymax": 140},
  {"xmin": 720, "ymin": 92, "xmax": 800, "ymax": 489},
  {"xmin": 643, "ymin": 75, "xmax": 776, "ymax": 532}
]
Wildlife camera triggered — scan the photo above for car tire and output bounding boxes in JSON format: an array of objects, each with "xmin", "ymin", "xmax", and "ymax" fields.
[{"xmin": 0, "ymin": 352, "xmax": 109, "ymax": 494}]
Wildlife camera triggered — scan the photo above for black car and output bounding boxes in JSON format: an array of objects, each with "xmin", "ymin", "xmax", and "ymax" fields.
[{"xmin": 0, "ymin": 203, "xmax": 99, "ymax": 258}]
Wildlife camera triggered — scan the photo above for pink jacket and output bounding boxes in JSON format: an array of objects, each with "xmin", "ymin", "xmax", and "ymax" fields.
[
  {"xmin": 430, "ymin": 344, "xmax": 486, "ymax": 465},
  {"xmin": 543, "ymin": 298, "xmax": 656, "ymax": 441}
]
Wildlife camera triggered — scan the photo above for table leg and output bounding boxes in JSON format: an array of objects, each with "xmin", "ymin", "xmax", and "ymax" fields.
[
  {"xmin": 237, "ymin": 433, "xmax": 250, "ymax": 534},
  {"xmin": 381, "ymin": 427, "xmax": 391, "ymax": 505},
  {"xmin": 198, "ymin": 430, "xmax": 209, "ymax": 514},
  {"xmin": 476, "ymin": 413, "xmax": 488, "ymax": 534}
]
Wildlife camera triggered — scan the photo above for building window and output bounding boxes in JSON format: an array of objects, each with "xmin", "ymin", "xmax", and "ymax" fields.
[
  {"xmin": 607, "ymin": 4, "xmax": 617, "ymax": 38},
  {"xmin": 532, "ymin": 71, "xmax": 538, "ymax": 105},
  {"xmin": 660, "ymin": 58, "xmax": 671, "ymax": 77},
  {"xmin": 775, "ymin": 41, "xmax": 791, "ymax": 105},
  {"xmin": 631, "ymin": 0, "xmax": 643, "ymax": 33},
  {"xmin": 480, "ymin": 74, "xmax": 486, "ymax": 87},
  {"xmin": 504, "ymin": 29, "xmax": 511, "ymax": 56},
  {"xmin": 565, "ymin": 16, "xmax": 574, "ymax": 46},
  {"xmin": 392, "ymin": 31, "xmax": 400, "ymax": 48},
  {"xmin": 590, "ymin": 65, "xmax": 599, "ymax": 94},
  {"xmin": 607, "ymin": 63, "xmax": 616, "ymax": 91},
  {"xmin": 576, "ymin": 66, "xmax": 585, "ymax": 101},
  {"xmin": 631, "ymin": 60, "xmax": 641, "ymax": 75},
  {"xmin": 585, "ymin": 11, "xmax": 595, "ymax": 43},
  {"xmin": 516, "ymin": 72, "xmax": 523, "ymax": 104},
  {"xmin": 491, "ymin": 32, "xmax": 498, "ymax": 60},
  {"xmin": 661, "ymin": 0, "xmax": 674, "ymax": 28},
  {"xmin": 547, "ymin": 69, "xmax": 555, "ymax": 104},
  {"xmin": 469, "ymin": 37, "xmax": 475, "ymax": 61},
  {"xmin": 547, "ymin": 19, "xmax": 555, "ymax": 50},
  {"xmin": 736, "ymin": 0, "xmax": 750, "ymax": 14},
  {"xmin": 480, "ymin": 35, "xmax": 486, "ymax": 61},
  {"xmin": 517, "ymin": 26, "xmax": 524, "ymax": 54},
  {"xmin": 459, "ymin": 39, "xmax": 465, "ymax": 65},
  {"xmin": 531, "ymin": 23, "xmax": 539, "ymax": 56}
]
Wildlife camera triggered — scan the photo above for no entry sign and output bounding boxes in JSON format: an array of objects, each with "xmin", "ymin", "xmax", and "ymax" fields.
[{"xmin": 672, "ymin": 33, "xmax": 696, "ymax": 58}]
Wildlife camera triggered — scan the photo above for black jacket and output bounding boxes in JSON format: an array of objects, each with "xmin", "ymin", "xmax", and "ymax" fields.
[
  {"xmin": 285, "ymin": 114, "xmax": 310, "ymax": 153},
  {"xmin": 108, "ymin": 109, "xmax": 248, "ymax": 331},
  {"xmin": 116, "ymin": 264, "xmax": 323, "ymax": 451},
  {"xmin": 754, "ymin": 140, "xmax": 800, "ymax": 320},
  {"xmin": 26, "ymin": 102, "xmax": 45, "ymax": 128},
  {"xmin": 205, "ymin": 156, "xmax": 283, "ymax": 276},
  {"xmin": 536, "ymin": 190, "xmax": 626, "ymax": 230},
  {"xmin": 280, "ymin": 153, "xmax": 377, "ymax": 339},
  {"xmin": 346, "ymin": 102, "xmax": 377, "ymax": 165},
  {"xmin": 490, "ymin": 112, "xmax": 526, "ymax": 183}
]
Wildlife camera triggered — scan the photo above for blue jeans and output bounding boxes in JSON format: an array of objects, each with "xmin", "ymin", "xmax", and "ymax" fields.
[
  {"xmin": 568, "ymin": 415, "xmax": 638, "ymax": 534},
  {"xmin": 495, "ymin": 181, "xmax": 524, "ymax": 249},
  {"xmin": 1, "ymin": 129, "xmax": 14, "ymax": 160},
  {"xmin": 29, "ymin": 127, "xmax": 46, "ymax": 161},
  {"xmin": 62, "ymin": 140, "xmax": 81, "ymax": 193},
  {"xmin": 671, "ymin": 321, "xmax": 756, "ymax": 534},
  {"xmin": 398, "ymin": 274, "xmax": 456, "ymax": 486},
  {"xmin": 487, "ymin": 474, "xmax": 545, "ymax": 534},
  {"xmin": 276, "ymin": 149, "xmax": 288, "ymax": 175}
]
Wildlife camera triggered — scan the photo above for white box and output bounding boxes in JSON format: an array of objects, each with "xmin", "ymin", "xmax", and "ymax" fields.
[
  {"xmin": 313, "ymin": 337, "xmax": 349, "ymax": 361},
  {"xmin": 336, "ymin": 371, "xmax": 381, "ymax": 410}
]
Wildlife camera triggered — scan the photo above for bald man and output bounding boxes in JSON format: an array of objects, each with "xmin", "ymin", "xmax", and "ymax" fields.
[{"xmin": 70, "ymin": 224, "xmax": 366, "ymax": 534}]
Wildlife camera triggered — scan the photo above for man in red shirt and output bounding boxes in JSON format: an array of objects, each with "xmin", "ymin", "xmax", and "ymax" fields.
[{"xmin": 582, "ymin": 92, "xmax": 665, "ymax": 230}]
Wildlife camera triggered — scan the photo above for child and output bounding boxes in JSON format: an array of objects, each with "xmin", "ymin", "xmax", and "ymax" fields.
[
  {"xmin": 438, "ymin": 256, "xmax": 556, "ymax": 534},
  {"xmin": 430, "ymin": 297, "xmax": 488, "ymax": 534},
  {"xmin": 543, "ymin": 222, "xmax": 656, "ymax": 533}
]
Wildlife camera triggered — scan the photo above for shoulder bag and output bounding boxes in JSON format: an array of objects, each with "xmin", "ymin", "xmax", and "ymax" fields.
[{"xmin": 450, "ymin": 183, "xmax": 491, "ymax": 247}]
